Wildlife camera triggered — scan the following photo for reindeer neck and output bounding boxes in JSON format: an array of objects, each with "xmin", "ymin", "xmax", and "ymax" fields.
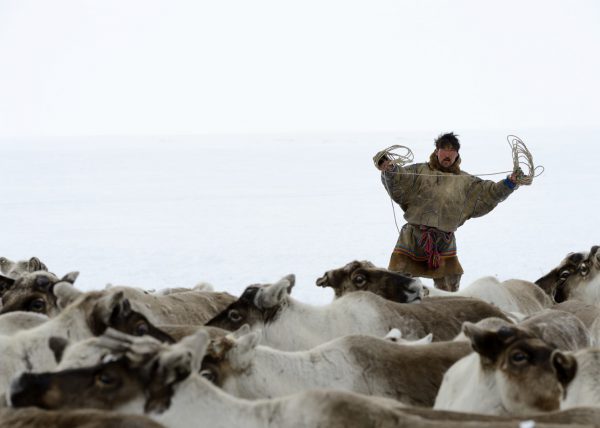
[
  {"xmin": 435, "ymin": 353, "xmax": 505, "ymax": 415},
  {"xmin": 233, "ymin": 345, "xmax": 340, "ymax": 398},
  {"xmin": 259, "ymin": 298, "xmax": 339, "ymax": 351},
  {"xmin": 562, "ymin": 349, "xmax": 600, "ymax": 408},
  {"xmin": 157, "ymin": 375, "xmax": 272, "ymax": 428}
]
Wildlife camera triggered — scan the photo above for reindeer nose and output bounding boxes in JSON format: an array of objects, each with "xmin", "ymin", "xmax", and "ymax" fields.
[
  {"xmin": 9, "ymin": 372, "xmax": 50, "ymax": 408},
  {"xmin": 315, "ymin": 274, "xmax": 328, "ymax": 287},
  {"xmin": 405, "ymin": 278, "xmax": 424, "ymax": 302}
]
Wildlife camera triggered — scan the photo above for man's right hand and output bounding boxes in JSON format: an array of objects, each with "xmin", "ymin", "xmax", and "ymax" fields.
[
  {"xmin": 378, "ymin": 159, "xmax": 394, "ymax": 172},
  {"xmin": 373, "ymin": 150, "xmax": 393, "ymax": 171}
]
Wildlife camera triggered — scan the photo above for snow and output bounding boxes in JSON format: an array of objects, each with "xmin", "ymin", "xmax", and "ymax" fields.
[{"xmin": 1, "ymin": 129, "xmax": 598, "ymax": 304}]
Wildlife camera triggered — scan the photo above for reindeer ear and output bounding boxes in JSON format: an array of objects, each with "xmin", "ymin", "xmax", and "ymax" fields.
[
  {"xmin": 463, "ymin": 323, "xmax": 518, "ymax": 363},
  {"xmin": 193, "ymin": 282, "xmax": 214, "ymax": 292},
  {"xmin": 227, "ymin": 329, "xmax": 260, "ymax": 370},
  {"xmin": 54, "ymin": 282, "xmax": 83, "ymax": 309},
  {"xmin": 0, "ymin": 274, "xmax": 15, "ymax": 295},
  {"xmin": 0, "ymin": 257, "xmax": 12, "ymax": 273},
  {"xmin": 61, "ymin": 271, "xmax": 79, "ymax": 284},
  {"xmin": 144, "ymin": 331, "xmax": 210, "ymax": 414},
  {"xmin": 552, "ymin": 351, "xmax": 577, "ymax": 388},
  {"xmin": 106, "ymin": 297, "xmax": 133, "ymax": 328},
  {"xmin": 591, "ymin": 246, "xmax": 600, "ymax": 265},
  {"xmin": 95, "ymin": 291, "xmax": 127, "ymax": 324},
  {"xmin": 255, "ymin": 277, "xmax": 292, "ymax": 309},
  {"xmin": 235, "ymin": 329, "xmax": 260, "ymax": 352},
  {"xmin": 190, "ymin": 330, "xmax": 211, "ymax": 373},
  {"xmin": 414, "ymin": 333, "xmax": 434, "ymax": 345},
  {"xmin": 282, "ymin": 274, "xmax": 295, "ymax": 292},
  {"xmin": 229, "ymin": 324, "xmax": 251, "ymax": 339}
]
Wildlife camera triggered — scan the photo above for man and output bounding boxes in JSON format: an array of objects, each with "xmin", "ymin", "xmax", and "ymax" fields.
[{"xmin": 375, "ymin": 132, "xmax": 519, "ymax": 292}]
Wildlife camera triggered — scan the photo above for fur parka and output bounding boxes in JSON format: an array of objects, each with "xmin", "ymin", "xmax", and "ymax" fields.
[{"xmin": 380, "ymin": 151, "xmax": 515, "ymax": 233}]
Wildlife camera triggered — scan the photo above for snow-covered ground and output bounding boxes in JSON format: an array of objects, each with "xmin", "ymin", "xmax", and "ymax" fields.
[{"xmin": 1, "ymin": 129, "xmax": 597, "ymax": 304}]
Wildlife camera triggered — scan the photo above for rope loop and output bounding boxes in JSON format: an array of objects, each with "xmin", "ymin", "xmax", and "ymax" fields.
[
  {"xmin": 507, "ymin": 135, "xmax": 544, "ymax": 186},
  {"xmin": 374, "ymin": 145, "xmax": 414, "ymax": 167}
]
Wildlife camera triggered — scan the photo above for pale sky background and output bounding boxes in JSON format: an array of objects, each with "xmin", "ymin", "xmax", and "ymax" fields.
[{"xmin": 0, "ymin": 0, "xmax": 599, "ymax": 137}]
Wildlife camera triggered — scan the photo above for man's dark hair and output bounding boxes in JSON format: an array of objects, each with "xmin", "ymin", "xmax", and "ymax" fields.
[{"xmin": 434, "ymin": 132, "xmax": 460, "ymax": 151}]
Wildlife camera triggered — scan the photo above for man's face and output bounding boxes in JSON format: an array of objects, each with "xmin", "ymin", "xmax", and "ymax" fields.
[{"xmin": 436, "ymin": 147, "xmax": 459, "ymax": 168}]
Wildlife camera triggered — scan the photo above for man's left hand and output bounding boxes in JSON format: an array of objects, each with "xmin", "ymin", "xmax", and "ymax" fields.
[{"xmin": 509, "ymin": 167, "xmax": 525, "ymax": 184}]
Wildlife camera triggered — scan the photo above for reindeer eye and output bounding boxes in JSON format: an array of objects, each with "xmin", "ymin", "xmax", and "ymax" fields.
[
  {"xmin": 95, "ymin": 371, "xmax": 117, "ymax": 387},
  {"xmin": 353, "ymin": 274, "xmax": 367, "ymax": 287},
  {"xmin": 579, "ymin": 264, "xmax": 589, "ymax": 276},
  {"xmin": 228, "ymin": 309, "xmax": 242, "ymax": 323},
  {"xmin": 28, "ymin": 298, "xmax": 46, "ymax": 313},
  {"xmin": 134, "ymin": 321, "xmax": 149, "ymax": 336},
  {"xmin": 200, "ymin": 369, "xmax": 216, "ymax": 382},
  {"xmin": 559, "ymin": 270, "xmax": 571, "ymax": 281},
  {"xmin": 510, "ymin": 351, "xmax": 529, "ymax": 364}
]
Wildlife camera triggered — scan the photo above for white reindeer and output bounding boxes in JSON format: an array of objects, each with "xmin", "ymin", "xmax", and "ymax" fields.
[
  {"xmin": 435, "ymin": 320, "xmax": 579, "ymax": 415},
  {"xmin": 201, "ymin": 326, "xmax": 469, "ymax": 405},
  {"xmin": 206, "ymin": 274, "xmax": 509, "ymax": 351}
]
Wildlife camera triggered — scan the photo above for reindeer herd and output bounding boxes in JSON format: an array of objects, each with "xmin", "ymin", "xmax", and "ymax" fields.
[{"xmin": 0, "ymin": 246, "xmax": 599, "ymax": 427}]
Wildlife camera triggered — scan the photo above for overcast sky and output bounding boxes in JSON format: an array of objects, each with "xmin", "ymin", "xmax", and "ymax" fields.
[{"xmin": 0, "ymin": 0, "xmax": 598, "ymax": 137}]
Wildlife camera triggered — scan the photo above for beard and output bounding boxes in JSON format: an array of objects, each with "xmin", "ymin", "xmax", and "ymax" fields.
[{"xmin": 429, "ymin": 151, "xmax": 461, "ymax": 174}]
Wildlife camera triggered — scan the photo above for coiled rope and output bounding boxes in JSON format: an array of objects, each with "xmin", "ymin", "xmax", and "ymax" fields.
[
  {"xmin": 375, "ymin": 144, "xmax": 415, "ymax": 167},
  {"xmin": 376, "ymin": 135, "xmax": 544, "ymax": 234},
  {"xmin": 507, "ymin": 135, "xmax": 544, "ymax": 186}
]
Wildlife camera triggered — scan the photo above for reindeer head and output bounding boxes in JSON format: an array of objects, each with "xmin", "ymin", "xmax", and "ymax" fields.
[
  {"xmin": 10, "ymin": 329, "xmax": 208, "ymax": 413},
  {"xmin": 0, "ymin": 271, "xmax": 78, "ymax": 316},
  {"xmin": 316, "ymin": 260, "xmax": 423, "ymax": 303},
  {"xmin": 535, "ymin": 247, "xmax": 600, "ymax": 304},
  {"xmin": 200, "ymin": 324, "xmax": 260, "ymax": 389},
  {"xmin": 463, "ymin": 322, "xmax": 577, "ymax": 415},
  {"xmin": 205, "ymin": 274, "xmax": 295, "ymax": 331},
  {"xmin": 53, "ymin": 284, "xmax": 174, "ymax": 343}
]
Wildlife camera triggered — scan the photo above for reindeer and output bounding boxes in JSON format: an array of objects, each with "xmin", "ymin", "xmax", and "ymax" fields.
[
  {"xmin": 206, "ymin": 274, "xmax": 509, "ymax": 350},
  {"xmin": 317, "ymin": 260, "xmax": 552, "ymax": 315},
  {"xmin": 201, "ymin": 325, "xmax": 470, "ymax": 405},
  {"xmin": 0, "ymin": 270, "xmax": 236, "ymax": 325},
  {"xmin": 435, "ymin": 322, "xmax": 578, "ymax": 415},
  {"xmin": 536, "ymin": 245, "xmax": 600, "ymax": 304}
]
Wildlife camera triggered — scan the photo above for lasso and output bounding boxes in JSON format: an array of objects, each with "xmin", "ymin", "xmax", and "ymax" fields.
[{"xmin": 373, "ymin": 144, "xmax": 415, "ymax": 168}]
